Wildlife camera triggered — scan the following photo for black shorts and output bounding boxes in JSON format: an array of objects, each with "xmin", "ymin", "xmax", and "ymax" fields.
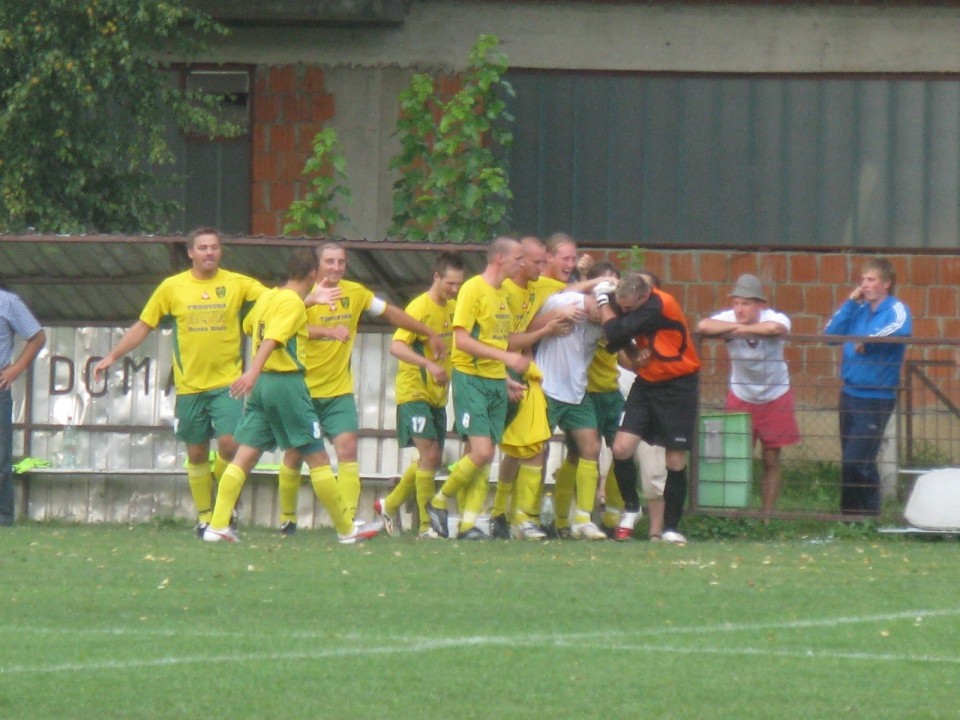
[{"xmin": 620, "ymin": 373, "xmax": 698, "ymax": 450}]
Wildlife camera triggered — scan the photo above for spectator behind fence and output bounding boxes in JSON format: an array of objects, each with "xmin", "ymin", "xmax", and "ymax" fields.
[
  {"xmin": 697, "ymin": 274, "xmax": 801, "ymax": 517},
  {"xmin": 825, "ymin": 258, "xmax": 912, "ymax": 517},
  {"xmin": 0, "ymin": 289, "xmax": 46, "ymax": 526}
]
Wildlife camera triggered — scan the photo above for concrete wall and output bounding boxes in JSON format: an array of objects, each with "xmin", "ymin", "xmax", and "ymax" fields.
[{"xmin": 202, "ymin": 1, "xmax": 960, "ymax": 73}]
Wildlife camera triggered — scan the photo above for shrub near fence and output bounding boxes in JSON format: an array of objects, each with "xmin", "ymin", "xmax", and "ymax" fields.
[{"xmin": 691, "ymin": 333, "xmax": 960, "ymax": 521}]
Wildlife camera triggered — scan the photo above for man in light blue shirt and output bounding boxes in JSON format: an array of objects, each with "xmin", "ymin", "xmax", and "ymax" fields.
[
  {"xmin": 825, "ymin": 258, "xmax": 912, "ymax": 516},
  {"xmin": 0, "ymin": 289, "xmax": 46, "ymax": 526}
]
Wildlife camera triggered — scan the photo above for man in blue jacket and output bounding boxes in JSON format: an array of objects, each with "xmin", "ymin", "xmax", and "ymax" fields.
[{"xmin": 825, "ymin": 258, "xmax": 912, "ymax": 516}]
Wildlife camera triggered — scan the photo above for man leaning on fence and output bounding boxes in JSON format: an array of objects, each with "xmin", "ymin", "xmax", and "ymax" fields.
[
  {"xmin": 825, "ymin": 257, "xmax": 912, "ymax": 517},
  {"xmin": 0, "ymin": 289, "xmax": 46, "ymax": 526},
  {"xmin": 697, "ymin": 273, "xmax": 801, "ymax": 517}
]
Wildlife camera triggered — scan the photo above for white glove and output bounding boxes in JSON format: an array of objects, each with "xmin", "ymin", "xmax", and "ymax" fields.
[{"xmin": 593, "ymin": 280, "xmax": 617, "ymax": 306}]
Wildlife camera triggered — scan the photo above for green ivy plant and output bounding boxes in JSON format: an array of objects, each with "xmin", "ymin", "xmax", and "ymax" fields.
[
  {"xmin": 0, "ymin": 1, "xmax": 236, "ymax": 233},
  {"xmin": 284, "ymin": 127, "xmax": 350, "ymax": 237},
  {"xmin": 389, "ymin": 34, "xmax": 514, "ymax": 244}
]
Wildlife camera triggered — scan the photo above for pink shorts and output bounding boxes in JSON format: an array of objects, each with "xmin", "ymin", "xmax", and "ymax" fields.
[{"xmin": 725, "ymin": 388, "xmax": 801, "ymax": 449}]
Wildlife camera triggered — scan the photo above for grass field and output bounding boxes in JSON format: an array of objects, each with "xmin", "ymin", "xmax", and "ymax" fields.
[{"xmin": 2, "ymin": 522, "xmax": 958, "ymax": 720}]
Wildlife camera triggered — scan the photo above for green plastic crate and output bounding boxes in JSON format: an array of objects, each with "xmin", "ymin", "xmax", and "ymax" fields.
[{"xmin": 697, "ymin": 412, "xmax": 753, "ymax": 508}]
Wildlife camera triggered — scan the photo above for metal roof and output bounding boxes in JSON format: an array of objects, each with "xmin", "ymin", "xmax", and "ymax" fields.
[{"xmin": 0, "ymin": 235, "xmax": 488, "ymax": 324}]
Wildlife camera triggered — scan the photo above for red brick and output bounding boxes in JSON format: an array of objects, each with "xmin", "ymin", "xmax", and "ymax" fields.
[
  {"xmin": 268, "ymin": 65, "xmax": 296, "ymax": 94},
  {"xmin": 298, "ymin": 124, "xmax": 323, "ymax": 149},
  {"xmin": 819, "ymin": 254, "xmax": 850, "ymax": 284},
  {"xmin": 250, "ymin": 182, "xmax": 270, "ymax": 213},
  {"xmin": 771, "ymin": 284, "xmax": 803, "ymax": 314},
  {"xmin": 252, "ymin": 124, "xmax": 268, "ymax": 154},
  {"xmin": 908, "ymin": 256, "xmax": 939, "ymax": 286},
  {"xmin": 277, "ymin": 152, "xmax": 306, "ymax": 183},
  {"xmin": 898, "ymin": 286, "xmax": 925, "ymax": 316},
  {"xmin": 912, "ymin": 317, "xmax": 940, "ymax": 339},
  {"xmin": 669, "ymin": 252, "xmax": 696, "ymax": 283},
  {"xmin": 790, "ymin": 254, "xmax": 818, "ymax": 283},
  {"xmin": 253, "ymin": 68, "xmax": 270, "ymax": 95},
  {"xmin": 791, "ymin": 315, "xmax": 820, "ymax": 335},
  {"xmin": 730, "ymin": 253, "xmax": 758, "ymax": 280},
  {"xmin": 938, "ymin": 256, "xmax": 960, "ymax": 285},
  {"xmin": 252, "ymin": 211, "xmax": 279, "ymax": 236},
  {"xmin": 270, "ymin": 125, "xmax": 296, "ymax": 153},
  {"xmin": 642, "ymin": 252, "xmax": 666, "ymax": 280},
  {"xmin": 686, "ymin": 283, "xmax": 721, "ymax": 317},
  {"xmin": 281, "ymin": 94, "xmax": 309, "ymax": 123},
  {"xmin": 698, "ymin": 252, "xmax": 728, "ymax": 282},
  {"xmin": 928, "ymin": 286, "xmax": 957, "ymax": 317},
  {"xmin": 758, "ymin": 254, "xmax": 786, "ymax": 284},
  {"xmin": 942, "ymin": 317, "xmax": 960, "ymax": 339},
  {"xmin": 436, "ymin": 73, "xmax": 463, "ymax": 98},
  {"xmin": 253, "ymin": 94, "xmax": 280, "ymax": 124},
  {"xmin": 303, "ymin": 66, "xmax": 326, "ymax": 94},
  {"xmin": 252, "ymin": 151, "xmax": 276, "ymax": 183},
  {"xmin": 269, "ymin": 182, "xmax": 296, "ymax": 212},
  {"xmin": 311, "ymin": 94, "xmax": 335, "ymax": 121},
  {"xmin": 802, "ymin": 284, "xmax": 838, "ymax": 317}
]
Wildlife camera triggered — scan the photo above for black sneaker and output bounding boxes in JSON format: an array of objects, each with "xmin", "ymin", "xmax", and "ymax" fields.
[
  {"xmin": 195, "ymin": 522, "xmax": 209, "ymax": 539},
  {"xmin": 280, "ymin": 521, "xmax": 297, "ymax": 537},
  {"xmin": 489, "ymin": 513, "xmax": 511, "ymax": 539},
  {"xmin": 457, "ymin": 526, "xmax": 489, "ymax": 541},
  {"xmin": 425, "ymin": 502, "xmax": 449, "ymax": 538}
]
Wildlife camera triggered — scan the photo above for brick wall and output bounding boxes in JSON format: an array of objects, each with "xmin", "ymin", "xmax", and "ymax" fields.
[
  {"xmin": 586, "ymin": 247, "xmax": 960, "ymax": 411},
  {"xmin": 251, "ymin": 65, "xmax": 335, "ymax": 236}
]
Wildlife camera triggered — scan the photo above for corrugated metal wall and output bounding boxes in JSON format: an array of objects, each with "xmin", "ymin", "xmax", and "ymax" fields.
[{"xmin": 507, "ymin": 71, "xmax": 960, "ymax": 249}]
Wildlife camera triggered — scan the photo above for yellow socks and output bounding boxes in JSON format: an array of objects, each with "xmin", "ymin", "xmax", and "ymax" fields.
[
  {"xmin": 210, "ymin": 464, "xmax": 245, "ymax": 529},
  {"xmin": 311, "ymin": 464, "xmax": 352, "ymax": 535},
  {"xmin": 574, "ymin": 458, "xmax": 599, "ymax": 524},
  {"xmin": 553, "ymin": 459, "xmax": 576, "ymax": 530},
  {"xmin": 338, "ymin": 461, "xmax": 361, "ymax": 524},
  {"xmin": 514, "ymin": 463, "xmax": 543, "ymax": 524},
  {"xmin": 460, "ymin": 464, "xmax": 490, "ymax": 532},
  {"xmin": 384, "ymin": 462, "xmax": 418, "ymax": 515},
  {"xmin": 414, "ymin": 467, "xmax": 437, "ymax": 532},
  {"xmin": 186, "ymin": 461, "xmax": 214, "ymax": 524},
  {"xmin": 602, "ymin": 465, "xmax": 623, "ymax": 528},
  {"xmin": 278, "ymin": 464, "xmax": 302, "ymax": 524},
  {"xmin": 433, "ymin": 456, "xmax": 480, "ymax": 510},
  {"xmin": 213, "ymin": 453, "xmax": 229, "ymax": 482}
]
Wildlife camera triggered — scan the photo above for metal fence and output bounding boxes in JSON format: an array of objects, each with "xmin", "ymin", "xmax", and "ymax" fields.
[{"xmin": 690, "ymin": 333, "xmax": 960, "ymax": 521}]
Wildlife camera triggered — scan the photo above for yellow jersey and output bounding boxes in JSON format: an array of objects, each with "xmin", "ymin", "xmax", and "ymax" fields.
[
  {"xmin": 304, "ymin": 279, "xmax": 375, "ymax": 398},
  {"xmin": 393, "ymin": 292, "xmax": 455, "ymax": 408},
  {"xmin": 502, "ymin": 276, "xmax": 562, "ymax": 332},
  {"xmin": 451, "ymin": 275, "xmax": 512, "ymax": 379},
  {"xmin": 587, "ymin": 345, "xmax": 622, "ymax": 393},
  {"xmin": 243, "ymin": 287, "xmax": 310, "ymax": 374},
  {"xmin": 139, "ymin": 268, "xmax": 266, "ymax": 394}
]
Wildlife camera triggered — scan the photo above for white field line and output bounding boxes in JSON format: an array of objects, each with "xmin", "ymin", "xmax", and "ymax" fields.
[{"xmin": 2, "ymin": 607, "xmax": 959, "ymax": 675}]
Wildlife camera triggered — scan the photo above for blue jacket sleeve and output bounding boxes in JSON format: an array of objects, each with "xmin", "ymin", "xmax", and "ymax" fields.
[{"xmin": 824, "ymin": 299, "xmax": 858, "ymax": 335}]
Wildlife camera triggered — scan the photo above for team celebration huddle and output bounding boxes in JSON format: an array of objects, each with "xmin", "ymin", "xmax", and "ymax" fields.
[{"xmin": 89, "ymin": 227, "xmax": 904, "ymax": 546}]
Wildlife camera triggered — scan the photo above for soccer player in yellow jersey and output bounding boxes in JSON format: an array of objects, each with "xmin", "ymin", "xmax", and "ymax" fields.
[
  {"xmin": 374, "ymin": 252, "xmax": 465, "ymax": 539},
  {"xmin": 278, "ymin": 242, "xmax": 447, "ymax": 533},
  {"xmin": 425, "ymin": 237, "xmax": 530, "ymax": 539},
  {"xmin": 203, "ymin": 249, "xmax": 379, "ymax": 544},
  {"xmin": 488, "ymin": 237, "xmax": 575, "ymax": 540},
  {"xmin": 94, "ymin": 228, "xmax": 266, "ymax": 536}
]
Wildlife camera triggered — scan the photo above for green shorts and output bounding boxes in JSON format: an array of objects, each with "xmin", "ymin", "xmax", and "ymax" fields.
[
  {"xmin": 234, "ymin": 373, "xmax": 325, "ymax": 454},
  {"xmin": 174, "ymin": 387, "xmax": 243, "ymax": 445},
  {"xmin": 547, "ymin": 395, "xmax": 598, "ymax": 434},
  {"xmin": 451, "ymin": 370, "xmax": 508, "ymax": 443},
  {"xmin": 396, "ymin": 401, "xmax": 447, "ymax": 450},
  {"xmin": 311, "ymin": 393, "xmax": 359, "ymax": 440},
  {"xmin": 566, "ymin": 389, "xmax": 624, "ymax": 453}
]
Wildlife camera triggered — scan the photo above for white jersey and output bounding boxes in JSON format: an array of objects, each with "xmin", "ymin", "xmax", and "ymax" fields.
[
  {"xmin": 710, "ymin": 307, "xmax": 792, "ymax": 404},
  {"xmin": 536, "ymin": 292, "xmax": 603, "ymax": 404}
]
